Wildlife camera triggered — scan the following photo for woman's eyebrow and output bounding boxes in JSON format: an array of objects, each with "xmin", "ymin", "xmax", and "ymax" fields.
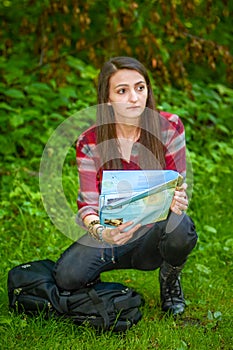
[{"xmin": 114, "ymin": 80, "xmax": 146, "ymax": 88}]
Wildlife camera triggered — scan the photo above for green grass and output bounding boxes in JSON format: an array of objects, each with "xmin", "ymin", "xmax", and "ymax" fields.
[{"xmin": 1, "ymin": 140, "xmax": 233, "ymax": 349}]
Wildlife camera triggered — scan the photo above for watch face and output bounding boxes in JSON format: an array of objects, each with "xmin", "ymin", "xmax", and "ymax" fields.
[
  {"xmin": 96, "ymin": 226, "xmax": 105, "ymax": 242},
  {"xmin": 96, "ymin": 226, "xmax": 104, "ymax": 235}
]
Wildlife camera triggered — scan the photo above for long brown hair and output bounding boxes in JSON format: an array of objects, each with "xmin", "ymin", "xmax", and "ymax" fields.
[{"xmin": 96, "ymin": 56, "xmax": 165, "ymax": 170}]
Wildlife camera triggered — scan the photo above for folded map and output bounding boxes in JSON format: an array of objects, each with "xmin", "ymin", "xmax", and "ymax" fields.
[{"xmin": 99, "ymin": 170, "xmax": 183, "ymax": 230}]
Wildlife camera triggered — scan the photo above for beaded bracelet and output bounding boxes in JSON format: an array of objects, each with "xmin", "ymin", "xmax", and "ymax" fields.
[
  {"xmin": 87, "ymin": 220, "xmax": 103, "ymax": 241},
  {"xmin": 87, "ymin": 220, "xmax": 100, "ymax": 232}
]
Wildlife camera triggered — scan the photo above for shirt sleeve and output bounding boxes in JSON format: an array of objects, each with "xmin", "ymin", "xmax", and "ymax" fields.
[
  {"xmin": 76, "ymin": 132, "xmax": 100, "ymax": 225},
  {"xmin": 161, "ymin": 113, "xmax": 186, "ymax": 179}
]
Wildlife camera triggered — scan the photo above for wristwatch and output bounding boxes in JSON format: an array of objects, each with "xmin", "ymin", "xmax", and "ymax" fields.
[{"xmin": 96, "ymin": 225, "xmax": 105, "ymax": 242}]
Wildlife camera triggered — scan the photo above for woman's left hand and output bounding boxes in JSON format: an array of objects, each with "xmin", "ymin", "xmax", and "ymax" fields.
[
  {"xmin": 102, "ymin": 221, "xmax": 141, "ymax": 246},
  {"xmin": 170, "ymin": 182, "xmax": 189, "ymax": 215}
]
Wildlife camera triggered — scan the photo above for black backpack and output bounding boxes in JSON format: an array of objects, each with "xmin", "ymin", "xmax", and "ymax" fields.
[{"xmin": 7, "ymin": 259, "xmax": 142, "ymax": 331}]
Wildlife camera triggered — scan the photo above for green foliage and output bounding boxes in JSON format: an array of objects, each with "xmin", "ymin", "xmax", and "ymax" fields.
[
  {"xmin": 0, "ymin": 56, "xmax": 98, "ymax": 160},
  {"xmin": 0, "ymin": 0, "xmax": 233, "ymax": 87}
]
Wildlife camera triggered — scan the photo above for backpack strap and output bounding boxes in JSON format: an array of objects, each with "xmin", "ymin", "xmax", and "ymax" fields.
[
  {"xmin": 88, "ymin": 288, "xmax": 110, "ymax": 329},
  {"xmin": 58, "ymin": 290, "xmax": 71, "ymax": 313}
]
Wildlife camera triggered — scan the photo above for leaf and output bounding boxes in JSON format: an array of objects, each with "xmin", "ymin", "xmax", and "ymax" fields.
[
  {"xmin": 177, "ymin": 340, "xmax": 188, "ymax": 350},
  {"xmin": 21, "ymin": 108, "xmax": 41, "ymax": 119},
  {"xmin": 225, "ymin": 239, "xmax": 233, "ymax": 248},
  {"xmin": 80, "ymin": 65, "xmax": 98, "ymax": 80},
  {"xmin": 184, "ymin": 22, "xmax": 193, "ymax": 28},
  {"xmin": 10, "ymin": 114, "xmax": 25, "ymax": 128},
  {"xmin": 0, "ymin": 102, "xmax": 15, "ymax": 111},
  {"xmin": 195, "ymin": 263, "xmax": 211, "ymax": 275},
  {"xmin": 203, "ymin": 225, "xmax": 217, "ymax": 234},
  {"xmin": 224, "ymin": 147, "xmax": 233, "ymax": 156},
  {"xmin": 29, "ymin": 95, "xmax": 47, "ymax": 105},
  {"xmin": 59, "ymin": 86, "xmax": 77, "ymax": 99},
  {"xmin": 66, "ymin": 56, "xmax": 86, "ymax": 72},
  {"xmin": 209, "ymin": 176, "xmax": 219, "ymax": 183},
  {"xmin": 213, "ymin": 311, "xmax": 222, "ymax": 320},
  {"xmin": 25, "ymin": 82, "xmax": 53, "ymax": 95},
  {"xmin": 30, "ymin": 82, "xmax": 52, "ymax": 91},
  {"xmin": 216, "ymin": 124, "xmax": 230, "ymax": 134},
  {"xmin": 212, "ymin": 84, "xmax": 233, "ymax": 97},
  {"xmin": 49, "ymin": 113, "xmax": 65, "ymax": 121},
  {"xmin": 4, "ymin": 89, "xmax": 25, "ymax": 99}
]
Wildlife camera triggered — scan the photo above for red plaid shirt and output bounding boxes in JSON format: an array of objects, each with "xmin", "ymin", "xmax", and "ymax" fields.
[{"xmin": 76, "ymin": 112, "xmax": 186, "ymax": 223}]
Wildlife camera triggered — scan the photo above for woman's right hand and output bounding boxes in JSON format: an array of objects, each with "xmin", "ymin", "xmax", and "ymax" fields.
[{"xmin": 102, "ymin": 221, "xmax": 141, "ymax": 245}]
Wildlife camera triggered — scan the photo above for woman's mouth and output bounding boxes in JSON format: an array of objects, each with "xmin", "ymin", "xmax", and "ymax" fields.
[{"xmin": 126, "ymin": 106, "xmax": 141, "ymax": 109}]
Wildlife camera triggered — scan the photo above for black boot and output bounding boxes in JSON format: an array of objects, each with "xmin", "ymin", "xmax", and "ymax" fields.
[{"xmin": 159, "ymin": 261, "xmax": 186, "ymax": 316}]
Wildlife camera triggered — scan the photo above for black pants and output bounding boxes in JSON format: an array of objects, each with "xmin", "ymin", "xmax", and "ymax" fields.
[{"xmin": 53, "ymin": 213, "xmax": 197, "ymax": 291}]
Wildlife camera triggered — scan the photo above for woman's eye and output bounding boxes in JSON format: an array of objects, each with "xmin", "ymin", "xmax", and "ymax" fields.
[
  {"xmin": 137, "ymin": 85, "xmax": 146, "ymax": 91},
  {"xmin": 118, "ymin": 88, "xmax": 126, "ymax": 94}
]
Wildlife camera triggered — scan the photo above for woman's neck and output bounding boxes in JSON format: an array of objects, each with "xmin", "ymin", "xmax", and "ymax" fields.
[
  {"xmin": 115, "ymin": 124, "xmax": 141, "ymax": 163},
  {"xmin": 116, "ymin": 124, "xmax": 140, "ymax": 142}
]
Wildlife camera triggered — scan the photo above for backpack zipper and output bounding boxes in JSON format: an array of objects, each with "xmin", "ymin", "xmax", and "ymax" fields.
[
  {"xmin": 14, "ymin": 288, "xmax": 23, "ymax": 295},
  {"xmin": 12, "ymin": 278, "xmax": 53, "ymax": 295}
]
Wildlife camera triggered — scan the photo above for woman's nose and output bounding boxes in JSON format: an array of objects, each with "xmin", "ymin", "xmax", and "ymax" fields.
[{"xmin": 129, "ymin": 89, "xmax": 138, "ymax": 102}]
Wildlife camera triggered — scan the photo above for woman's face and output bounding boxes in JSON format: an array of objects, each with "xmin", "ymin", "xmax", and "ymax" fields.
[{"xmin": 108, "ymin": 69, "xmax": 148, "ymax": 123}]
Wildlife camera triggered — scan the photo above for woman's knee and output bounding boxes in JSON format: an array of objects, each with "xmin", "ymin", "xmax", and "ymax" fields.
[
  {"xmin": 167, "ymin": 212, "xmax": 197, "ymax": 240},
  {"xmin": 53, "ymin": 242, "xmax": 93, "ymax": 290},
  {"xmin": 160, "ymin": 213, "xmax": 198, "ymax": 264}
]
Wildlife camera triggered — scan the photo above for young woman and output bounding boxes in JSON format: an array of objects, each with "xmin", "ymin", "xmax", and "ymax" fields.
[{"xmin": 53, "ymin": 57, "xmax": 197, "ymax": 316}]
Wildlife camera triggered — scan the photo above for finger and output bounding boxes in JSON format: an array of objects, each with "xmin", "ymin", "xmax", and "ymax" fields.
[
  {"xmin": 171, "ymin": 206, "xmax": 182, "ymax": 215},
  {"xmin": 174, "ymin": 196, "xmax": 187, "ymax": 206},
  {"xmin": 124, "ymin": 223, "xmax": 141, "ymax": 235},
  {"xmin": 171, "ymin": 198, "xmax": 188, "ymax": 214},
  {"xmin": 174, "ymin": 190, "xmax": 187, "ymax": 198},
  {"xmin": 116, "ymin": 233, "xmax": 134, "ymax": 245},
  {"xmin": 117, "ymin": 221, "xmax": 141, "ymax": 233},
  {"xmin": 115, "ymin": 224, "xmax": 141, "ymax": 245},
  {"xmin": 111, "ymin": 233, "xmax": 127, "ymax": 245},
  {"xmin": 118, "ymin": 221, "xmax": 134, "ymax": 229},
  {"xmin": 181, "ymin": 182, "xmax": 188, "ymax": 190},
  {"xmin": 174, "ymin": 198, "xmax": 188, "ymax": 207},
  {"xmin": 176, "ymin": 201, "xmax": 188, "ymax": 211}
]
